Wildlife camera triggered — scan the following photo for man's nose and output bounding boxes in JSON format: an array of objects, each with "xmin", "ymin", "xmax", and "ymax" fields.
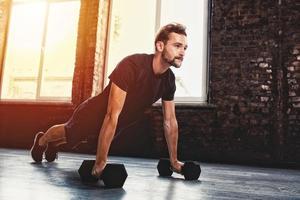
[{"xmin": 179, "ymin": 48, "xmax": 185, "ymax": 57}]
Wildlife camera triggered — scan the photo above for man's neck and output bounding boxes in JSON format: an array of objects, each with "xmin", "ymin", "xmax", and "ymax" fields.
[{"xmin": 152, "ymin": 54, "xmax": 170, "ymax": 75}]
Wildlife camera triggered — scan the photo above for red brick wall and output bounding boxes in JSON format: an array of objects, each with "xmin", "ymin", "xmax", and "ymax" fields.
[
  {"xmin": 0, "ymin": 103, "xmax": 74, "ymax": 148},
  {"xmin": 93, "ymin": 0, "xmax": 110, "ymax": 96},
  {"xmin": 72, "ymin": 0, "xmax": 100, "ymax": 105}
]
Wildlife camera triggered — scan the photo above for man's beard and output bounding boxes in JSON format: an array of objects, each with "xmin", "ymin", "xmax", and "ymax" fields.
[{"xmin": 162, "ymin": 50, "xmax": 182, "ymax": 68}]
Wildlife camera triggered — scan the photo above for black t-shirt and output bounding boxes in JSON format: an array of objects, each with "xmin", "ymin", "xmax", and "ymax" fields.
[{"xmin": 97, "ymin": 53, "xmax": 176, "ymax": 129}]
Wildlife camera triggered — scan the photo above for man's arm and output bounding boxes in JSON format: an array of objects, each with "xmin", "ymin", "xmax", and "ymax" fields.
[
  {"xmin": 92, "ymin": 82, "xmax": 127, "ymax": 176},
  {"xmin": 162, "ymin": 100, "xmax": 183, "ymax": 173}
]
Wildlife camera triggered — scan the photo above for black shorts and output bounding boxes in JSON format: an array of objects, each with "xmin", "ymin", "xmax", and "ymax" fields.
[
  {"xmin": 64, "ymin": 95, "xmax": 107, "ymax": 149},
  {"xmin": 64, "ymin": 92, "xmax": 142, "ymax": 149}
]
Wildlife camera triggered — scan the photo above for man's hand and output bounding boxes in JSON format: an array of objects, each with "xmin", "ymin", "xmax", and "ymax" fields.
[
  {"xmin": 92, "ymin": 161, "xmax": 106, "ymax": 178},
  {"xmin": 170, "ymin": 160, "xmax": 184, "ymax": 174}
]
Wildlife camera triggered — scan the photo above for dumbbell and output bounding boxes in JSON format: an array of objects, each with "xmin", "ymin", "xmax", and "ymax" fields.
[
  {"xmin": 157, "ymin": 158, "xmax": 201, "ymax": 180},
  {"xmin": 78, "ymin": 160, "xmax": 128, "ymax": 188}
]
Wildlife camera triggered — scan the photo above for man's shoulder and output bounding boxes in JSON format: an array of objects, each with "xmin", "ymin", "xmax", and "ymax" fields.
[
  {"xmin": 119, "ymin": 53, "xmax": 153, "ymax": 72},
  {"xmin": 167, "ymin": 68, "xmax": 175, "ymax": 77},
  {"xmin": 124, "ymin": 53, "xmax": 153, "ymax": 63},
  {"xmin": 164, "ymin": 68, "xmax": 175, "ymax": 81}
]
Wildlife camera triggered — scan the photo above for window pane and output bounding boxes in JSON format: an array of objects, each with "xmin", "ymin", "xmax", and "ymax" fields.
[
  {"xmin": 160, "ymin": 0, "xmax": 208, "ymax": 101},
  {"xmin": 0, "ymin": 1, "xmax": 80, "ymax": 101},
  {"xmin": 105, "ymin": 0, "xmax": 157, "ymax": 85},
  {"xmin": 40, "ymin": 1, "xmax": 80, "ymax": 98},
  {"xmin": 106, "ymin": 0, "xmax": 208, "ymax": 102},
  {"xmin": 1, "ymin": 2, "xmax": 46, "ymax": 99}
]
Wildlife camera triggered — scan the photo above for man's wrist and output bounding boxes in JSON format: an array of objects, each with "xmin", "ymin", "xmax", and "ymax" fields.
[
  {"xmin": 170, "ymin": 158, "xmax": 178, "ymax": 164},
  {"xmin": 95, "ymin": 158, "xmax": 107, "ymax": 166}
]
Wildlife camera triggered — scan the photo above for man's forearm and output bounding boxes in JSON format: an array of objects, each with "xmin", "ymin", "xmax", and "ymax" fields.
[
  {"xmin": 95, "ymin": 114, "xmax": 118, "ymax": 165},
  {"xmin": 163, "ymin": 120, "xmax": 179, "ymax": 163}
]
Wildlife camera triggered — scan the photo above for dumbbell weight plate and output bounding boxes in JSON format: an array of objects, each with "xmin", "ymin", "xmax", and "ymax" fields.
[
  {"xmin": 101, "ymin": 163, "xmax": 128, "ymax": 188},
  {"xmin": 78, "ymin": 160, "xmax": 98, "ymax": 182},
  {"xmin": 182, "ymin": 161, "xmax": 201, "ymax": 180},
  {"xmin": 157, "ymin": 158, "xmax": 173, "ymax": 177},
  {"xmin": 78, "ymin": 160, "xmax": 128, "ymax": 188}
]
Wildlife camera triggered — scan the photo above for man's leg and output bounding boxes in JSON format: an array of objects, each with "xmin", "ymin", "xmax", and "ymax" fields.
[
  {"xmin": 39, "ymin": 124, "xmax": 67, "ymax": 146},
  {"xmin": 30, "ymin": 94, "xmax": 106, "ymax": 162}
]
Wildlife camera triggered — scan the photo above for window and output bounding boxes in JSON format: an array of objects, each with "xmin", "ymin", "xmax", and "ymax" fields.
[
  {"xmin": 0, "ymin": 0, "xmax": 80, "ymax": 101},
  {"xmin": 105, "ymin": 0, "xmax": 209, "ymax": 103},
  {"xmin": 104, "ymin": 0, "xmax": 157, "ymax": 80}
]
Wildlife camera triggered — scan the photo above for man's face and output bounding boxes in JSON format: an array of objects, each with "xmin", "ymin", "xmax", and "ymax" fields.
[{"xmin": 161, "ymin": 32, "xmax": 188, "ymax": 68}]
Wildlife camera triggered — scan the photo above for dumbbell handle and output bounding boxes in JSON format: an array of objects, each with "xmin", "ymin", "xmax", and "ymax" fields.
[
  {"xmin": 91, "ymin": 163, "xmax": 114, "ymax": 180},
  {"xmin": 158, "ymin": 158, "xmax": 201, "ymax": 180},
  {"xmin": 91, "ymin": 168, "xmax": 103, "ymax": 179},
  {"xmin": 169, "ymin": 163, "xmax": 184, "ymax": 174},
  {"xmin": 159, "ymin": 158, "xmax": 183, "ymax": 173}
]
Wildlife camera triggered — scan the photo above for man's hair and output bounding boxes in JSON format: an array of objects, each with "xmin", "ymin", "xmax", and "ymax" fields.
[{"xmin": 155, "ymin": 23, "xmax": 187, "ymax": 47}]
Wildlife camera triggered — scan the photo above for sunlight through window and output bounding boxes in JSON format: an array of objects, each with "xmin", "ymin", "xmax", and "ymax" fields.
[
  {"xmin": 0, "ymin": 0, "xmax": 80, "ymax": 101},
  {"xmin": 105, "ymin": 0, "xmax": 208, "ymax": 102},
  {"xmin": 105, "ymin": 0, "xmax": 157, "ymax": 83}
]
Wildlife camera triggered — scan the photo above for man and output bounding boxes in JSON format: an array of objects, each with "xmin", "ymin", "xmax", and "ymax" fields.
[{"xmin": 30, "ymin": 23, "xmax": 188, "ymax": 177}]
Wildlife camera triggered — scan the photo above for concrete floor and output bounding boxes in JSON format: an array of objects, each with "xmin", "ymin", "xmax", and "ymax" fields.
[{"xmin": 0, "ymin": 148, "xmax": 299, "ymax": 200}]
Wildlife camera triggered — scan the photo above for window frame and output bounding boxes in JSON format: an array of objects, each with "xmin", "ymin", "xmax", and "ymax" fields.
[{"xmin": 103, "ymin": 0, "xmax": 211, "ymax": 104}]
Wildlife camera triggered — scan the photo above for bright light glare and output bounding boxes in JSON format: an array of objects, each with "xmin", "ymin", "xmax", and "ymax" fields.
[
  {"xmin": 160, "ymin": 0, "xmax": 207, "ymax": 99},
  {"xmin": 105, "ymin": 0, "xmax": 157, "ymax": 85},
  {"xmin": 41, "ymin": 1, "xmax": 80, "ymax": 98},
  {"xmin": 105, "ymin": 0, "xmax": 208, "ymax": 101},
  {"xmin": 1, "ymin": 1, "xmax": 80, "ymax": 100},
  {"xmin": 1, "ymin": 2, "xmax": 46, "ymax": 99}
]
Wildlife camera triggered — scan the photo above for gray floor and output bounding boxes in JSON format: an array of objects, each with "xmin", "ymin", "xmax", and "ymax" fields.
[{"xmin": 0, "ymin": 148, "xmax": 299, "ymax": 200}]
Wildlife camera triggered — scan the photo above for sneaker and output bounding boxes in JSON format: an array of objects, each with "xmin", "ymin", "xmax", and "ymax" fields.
[
  {"xmin": 30, "ymin": 132, "xmax": 47, "ymax": 162},
  {"xmin": 45, "ymin": 142, "xmax": 58, "ymax": 162}
]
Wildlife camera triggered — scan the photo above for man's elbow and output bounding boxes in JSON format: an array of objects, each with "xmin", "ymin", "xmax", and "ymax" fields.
[{"xmin": 104, "ymin": 112, "xmax": 119, "ymax": 127}]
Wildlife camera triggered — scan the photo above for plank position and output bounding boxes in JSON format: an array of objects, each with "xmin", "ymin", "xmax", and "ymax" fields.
[{"xmin": 30, "ymin": 23, "xmax": 188, "ymax": 177}]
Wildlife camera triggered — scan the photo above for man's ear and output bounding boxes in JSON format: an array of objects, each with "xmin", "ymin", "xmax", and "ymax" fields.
[{"xmin": 155, "ymin": 41, "xmax": 164, "ymax": 52}]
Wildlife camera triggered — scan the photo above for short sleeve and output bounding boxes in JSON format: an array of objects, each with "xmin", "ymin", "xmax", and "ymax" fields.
[
  {"xmin": 108, "ymin": 56, "xmax": 136, "ymax": 92},
  {"xmin": 162, "ymin": 70, "xmax": 176, "ymax": 101}
]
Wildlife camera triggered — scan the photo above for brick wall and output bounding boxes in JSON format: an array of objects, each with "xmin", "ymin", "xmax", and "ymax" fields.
[
  {"xmin": 282, "ymin": 0, "xmax": 300, "ymax": 162},
  {"xmin": 93, "ymin": 0, "xmax": 110, "ymax": 96},
  {"xmin": 209, "ymin": 0, "xmax": 279, "ymax": 163},
  {"xmin": 72, "ymin": 0, "xmax": 99, "ymax": 105},
  {"xmin": 206, "ymin": 0, "xmax": 300, "ymax": 165},
  {"xmin": 0, "ymin": 103, "xmax": 73, "ymax": 149},
  {"xmin": 148, "ymin": 106, "xmax": 218, "ymax": 161}
]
